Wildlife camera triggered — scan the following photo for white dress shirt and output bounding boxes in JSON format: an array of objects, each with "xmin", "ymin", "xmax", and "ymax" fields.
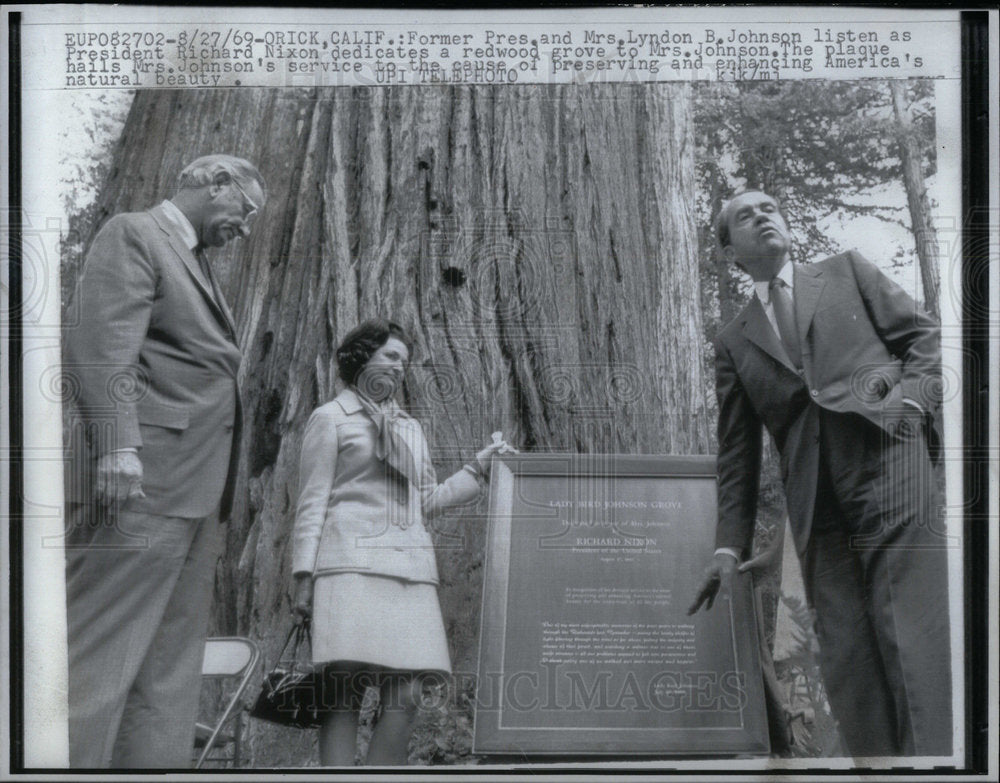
[{"xmin": 159, "ymin": 198, "xmax": 199, "ymax": 250}]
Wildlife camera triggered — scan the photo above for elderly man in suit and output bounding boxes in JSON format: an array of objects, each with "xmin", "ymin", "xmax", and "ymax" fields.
[
  {"xmin": 688, "ymin": 191, "xmax": 951, "ymax": 757},
  {"xmin": 63, "ymin": 154, "xmax": 266, "ymax": 768}
]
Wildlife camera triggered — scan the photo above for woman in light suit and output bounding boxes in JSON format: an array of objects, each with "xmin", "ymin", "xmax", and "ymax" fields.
[{"xmin": 291, "ymin": 319, "xmax": 514, "ymax": 766}]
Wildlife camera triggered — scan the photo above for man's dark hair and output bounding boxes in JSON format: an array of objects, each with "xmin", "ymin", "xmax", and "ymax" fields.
[
  {"xmin": 714, "ymin": 200, "xmax": 736, "ymax": 249},
  {"xmin": 336, "ymin": 319, "xmax": 413, "ymax": 386}
]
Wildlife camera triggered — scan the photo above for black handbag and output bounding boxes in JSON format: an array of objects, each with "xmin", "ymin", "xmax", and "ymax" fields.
[{"xmin": 249, "ymin": 620, "xmax": 325, "ymax": 729}]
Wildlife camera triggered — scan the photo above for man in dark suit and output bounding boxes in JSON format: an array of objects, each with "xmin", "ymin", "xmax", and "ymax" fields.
[
  {"xmin": 688, "ymin": 191, "xmax": 951, "ymax": 757},
  {"xmin": 63, "ymin": 154, "xmax": 266, "ymax": 767}
]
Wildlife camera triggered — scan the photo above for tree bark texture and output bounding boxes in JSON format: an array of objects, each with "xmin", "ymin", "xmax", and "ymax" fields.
[
  {"xmin": 79, "ymin": 84, "xmax": 709, "ymax": 765},
  {"xmin": 889, "ymin": 80, "xmax": 940, "ymax": 320}
]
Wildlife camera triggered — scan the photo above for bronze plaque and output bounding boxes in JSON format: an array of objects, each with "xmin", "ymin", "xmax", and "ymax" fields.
[{"xmin": 473, "ymin": 454, "xmax": 769, "ymax": 756}]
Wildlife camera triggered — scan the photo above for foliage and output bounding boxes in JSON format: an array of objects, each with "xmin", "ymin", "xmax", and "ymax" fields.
[
  {"xmin": 59, "ymin": 91, "xmax": 133, "ymax": 307},
  {"xmin": 774, "ymin": 593, "xmax": 843, "ymax": 757},
  {"xmin": 693, "ymin": 79, "xmax": 937, "ymax": 341},
  {"xmin": 408, "ymin": 677, "xmax": 478, "ymax": 765},
  {"xmin": 59, "ymin": 79, "xmax": 938, "ymax": 765}
]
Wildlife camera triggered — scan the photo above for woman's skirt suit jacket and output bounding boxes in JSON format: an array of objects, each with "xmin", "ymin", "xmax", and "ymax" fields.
[{"xmin": 291, "ymin": 388, "xmax": 483, "ymax": 671}]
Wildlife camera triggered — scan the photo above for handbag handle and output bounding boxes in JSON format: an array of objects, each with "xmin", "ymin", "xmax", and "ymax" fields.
[{"xmin": 273, "ymin": 620, "xmax": 312, "ymax": 668}]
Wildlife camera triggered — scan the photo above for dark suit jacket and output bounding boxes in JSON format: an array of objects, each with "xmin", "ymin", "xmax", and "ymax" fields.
[
  {"xmin": 714, "ymin": 250, "xmax": 940, "ymax": 557},
  {"xmin": 65, "ymin": 203, "xmax": 243, "ymax": 520}
]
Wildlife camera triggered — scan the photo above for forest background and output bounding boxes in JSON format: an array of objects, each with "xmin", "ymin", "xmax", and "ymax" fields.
[{"xmin": 58, "ymin": 78, "xmax": 941, "ymax": 764}]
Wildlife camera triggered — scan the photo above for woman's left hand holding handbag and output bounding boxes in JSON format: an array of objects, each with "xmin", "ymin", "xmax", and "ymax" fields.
[
  {"xmin": 249, "ymin": 585, "xmax": 324, "ymax": 729},
  {"xmin": 292, "ymin": 573, "xmax": 313, "ymax": 626}
]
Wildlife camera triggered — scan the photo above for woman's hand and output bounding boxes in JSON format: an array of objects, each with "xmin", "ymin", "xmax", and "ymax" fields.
[
  {"xmin": 475, "ymin": 432, "xmax": 518, "ymax": 473},
  {"xmin": 292, "ymin": 574, "xmax": 314, "ymax": 626}
]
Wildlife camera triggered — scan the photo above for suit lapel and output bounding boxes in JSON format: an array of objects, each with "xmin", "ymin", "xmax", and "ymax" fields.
[
  {"xmin": 200, "ymin": 255, "xmax": 239, "ymax": 339},
  {"xmin": 794, "ymin": 263, "xmax": 826, "ymax": 347},
  {"xmin": 149, "ymin": 205, "xmax": 238, "ymax": 343},
  {"xmin": 742, "ymin": 296, "xmax": 798, "ymax": 373}
]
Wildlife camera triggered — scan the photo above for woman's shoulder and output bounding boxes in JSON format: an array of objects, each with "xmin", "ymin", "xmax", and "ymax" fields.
[{"xmin": 308, "ymin": 391, "xmax": 362, "ymax": 424}]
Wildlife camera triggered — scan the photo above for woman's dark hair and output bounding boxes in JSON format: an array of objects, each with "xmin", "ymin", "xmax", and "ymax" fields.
[{"xmin": 336, "ymin": 319, "xmax": 413, "ymax": 386}]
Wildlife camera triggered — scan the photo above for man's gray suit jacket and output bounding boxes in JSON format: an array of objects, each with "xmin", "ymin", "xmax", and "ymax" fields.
[{"xmin": 65, "ymin": 203, "xmax": 243, "ymax": 520}]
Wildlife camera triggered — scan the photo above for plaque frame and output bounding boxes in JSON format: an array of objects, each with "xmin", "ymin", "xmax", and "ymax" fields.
[{"xmin": 473, "ymin": 453, "xmax": 770, "ymax": 757}]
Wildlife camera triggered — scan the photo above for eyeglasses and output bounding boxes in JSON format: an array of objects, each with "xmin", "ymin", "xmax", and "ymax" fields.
[{"xmin": 228, "ymin": 177, "xmax": 260, "ymax": 224}]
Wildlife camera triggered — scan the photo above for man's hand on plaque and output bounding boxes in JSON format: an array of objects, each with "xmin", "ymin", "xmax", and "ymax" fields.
[
  {"xmin": 737, "ymin": 534, "xmax": 782, "ymax": 576},
  {"xmin": 686, "ymin": 552, "xmax": 738, "ymax": 615}
]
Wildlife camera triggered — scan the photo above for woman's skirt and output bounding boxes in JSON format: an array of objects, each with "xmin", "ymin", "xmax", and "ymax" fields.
[{"xmin": 310, "ymin": 571, "xmax": 452, "ymax": 673}]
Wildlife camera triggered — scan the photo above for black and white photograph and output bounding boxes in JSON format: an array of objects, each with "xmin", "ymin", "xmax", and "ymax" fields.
[{"xmin": 3, "ymin": 5, "xmax": 995, "ymax": 778}]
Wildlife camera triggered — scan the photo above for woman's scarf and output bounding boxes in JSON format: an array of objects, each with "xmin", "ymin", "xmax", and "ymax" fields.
[{"xmin": 353, "ymin": 387, "xmax": 420, "ymax": 490}]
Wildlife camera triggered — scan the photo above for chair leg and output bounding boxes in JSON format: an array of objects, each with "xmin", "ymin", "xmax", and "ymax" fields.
[{"xmin": 232, "ymin": 710, "xmax": 241, "ymax": 768}]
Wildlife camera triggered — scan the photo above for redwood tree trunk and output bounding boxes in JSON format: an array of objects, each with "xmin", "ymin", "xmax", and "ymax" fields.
[
  {"xmin": 82, "ymin": 83, "xmax": 708, "ymax": 766},
  {"xmin": 889, "ymin": 80, "xmax": 941, "ymax": 320}
]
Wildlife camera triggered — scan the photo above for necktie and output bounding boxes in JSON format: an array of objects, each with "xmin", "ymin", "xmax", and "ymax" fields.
[
  {"xmin": 195, "ymin": 246, "xmax": 215, "ymax": 293},
  {"xmin": 355, "ymin": 389, "xmax": 420, "ymax": 490},
  {"xmin": 195, "ymin": 246, "xmax": 237, "ymax": 341},
  {"xmin": 769, "ymin": 277, "xmax": 802, "ymax": 369}
]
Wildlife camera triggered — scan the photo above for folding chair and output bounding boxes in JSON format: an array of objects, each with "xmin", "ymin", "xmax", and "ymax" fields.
[{"xmin": 194, "ymin": 636, "xmax": 261, "ymax": 769}]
